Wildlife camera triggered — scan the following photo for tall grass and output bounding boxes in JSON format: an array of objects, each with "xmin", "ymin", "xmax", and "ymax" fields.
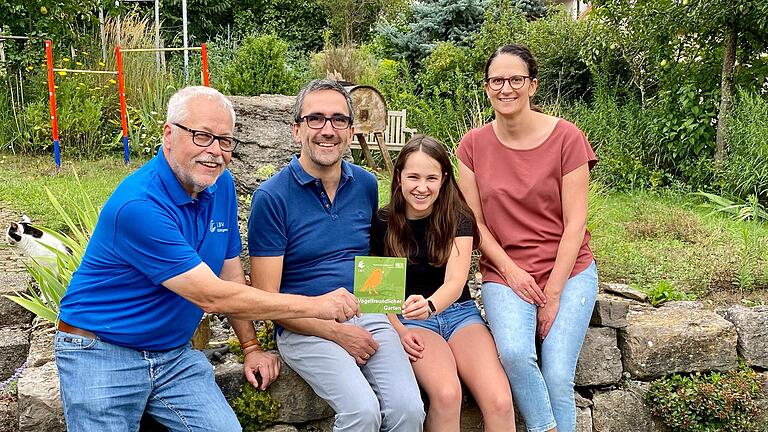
[{"xmin": 721, "ymin": 90, "xmax": 768, "ymax": 202}]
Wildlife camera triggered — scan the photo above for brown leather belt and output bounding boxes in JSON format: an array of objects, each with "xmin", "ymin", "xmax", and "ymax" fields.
[{"xmin": 57, "ymin": 320, "xmax": 97, "ymax": 339}]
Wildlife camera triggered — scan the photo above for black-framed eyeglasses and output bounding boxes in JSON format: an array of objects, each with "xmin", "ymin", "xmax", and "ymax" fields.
[
  {"xmin": 298, "ymin": 114, "xmax": 352, "ymax": 130},
  {"xmin": 485, "ymin": 75, "xmax": 532, "ymax": 91},
  {"xmin": 172, "ymin": 123, "xmax": 241, "ymax": 152}
]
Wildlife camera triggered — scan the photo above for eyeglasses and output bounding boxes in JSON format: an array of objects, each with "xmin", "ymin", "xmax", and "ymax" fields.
[
  {"xmin": 172, "ymin": 123, "xmax": 241, "ymax": 152},
  {"xmin": 298, "ymin": 114, "xmax": 352, "ymax": 130},
  {"xmin": 485, "ymin": 75, "xmax": 532, "ymax": 91}
]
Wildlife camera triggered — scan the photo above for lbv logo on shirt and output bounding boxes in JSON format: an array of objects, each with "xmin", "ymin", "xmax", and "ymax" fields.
[{"xmin": 209, "ymin": 220, "xmax": 228, "ymax": 233}]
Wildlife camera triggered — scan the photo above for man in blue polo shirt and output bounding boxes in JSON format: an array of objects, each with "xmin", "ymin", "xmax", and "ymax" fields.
[
  {"xmin": 247, "ymin": 80, "xmax": 425, "ymax": 432},
  {"xmin": 55, "ymin": 86, "xmax": 360, "ymax": 432}
]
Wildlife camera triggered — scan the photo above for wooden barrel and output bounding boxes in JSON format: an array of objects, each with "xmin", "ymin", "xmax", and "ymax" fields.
[{"xmin": 344, "ymin": 85, "xmax": 388, "ymax": 134}]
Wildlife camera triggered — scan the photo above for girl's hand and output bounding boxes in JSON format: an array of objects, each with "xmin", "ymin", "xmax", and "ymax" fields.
[
  {"xmin": 399, "ymin": 330, "xmax": 425, "ymax": 362},
  {"xmin": 502, "ymin": 266, "xmax": 546, "ymax": 306},
  {"xmin": 402, "ymin": 295, "xmax": 431, "ymax": 320}
]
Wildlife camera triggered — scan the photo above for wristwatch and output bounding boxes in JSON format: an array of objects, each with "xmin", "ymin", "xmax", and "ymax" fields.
[{"xmin": 427, "ymin": 299, "xmax": 437, "ymax": 317}]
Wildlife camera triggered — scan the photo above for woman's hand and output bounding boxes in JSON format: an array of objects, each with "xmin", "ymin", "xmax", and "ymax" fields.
[
  {"xmin": 502, "ymin": 266, "xmax": 546, "ymax": 306},
  {"xmin": 537, "ymin": 296, "xmax": 560, "ymax": 340},
  {"xmin": 399, "ymin": 329, "xmax": 425, "ymax": 362},
  {"xmin": 402, "ymin": 295, "xmax": 431, "ymax": 320}
]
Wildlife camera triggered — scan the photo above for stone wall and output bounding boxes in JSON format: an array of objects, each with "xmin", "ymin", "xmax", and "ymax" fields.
[{"xmin": 1, "ymin": 272, "xmax": 767, "ymax": 431}]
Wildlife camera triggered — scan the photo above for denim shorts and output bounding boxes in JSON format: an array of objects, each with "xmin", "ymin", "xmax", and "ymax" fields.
[{"xmin": 399, "ymin": 299, "xmax": 486, "ymax": 341}]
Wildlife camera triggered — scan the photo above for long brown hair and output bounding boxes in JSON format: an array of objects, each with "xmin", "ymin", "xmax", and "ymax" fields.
[{"xmin": 380, "ymin": 135, "xmax": 480, "ymax": 266}]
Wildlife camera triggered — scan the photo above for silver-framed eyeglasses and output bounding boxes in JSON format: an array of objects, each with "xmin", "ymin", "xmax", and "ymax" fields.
[
  {"xmin": 298, "ymin": 114, "xmax": 352, "ymax": 130},
  {"xmin": 485, "ymin": 75, "xmax": 532, "ymax": 91},
  {"xmin": 172, "ymin": 123, "xmax": 241, "ymax": 152}
]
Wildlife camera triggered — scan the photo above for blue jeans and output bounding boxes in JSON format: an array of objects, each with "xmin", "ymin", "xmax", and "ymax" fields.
[
  {"xmin": 399, "ymin": 299, "xmax": 486, "ymax": 341},
  {"xmin": 483, "ymin": 261, "xmax": 598, "ymax": 432},
  {"xmin": 55, "ymin": 332, "xmax": 241, "ymax": 432},
  {"xmin": 277, "ymin": 314, "xmax": 424, "ymax": 432}
]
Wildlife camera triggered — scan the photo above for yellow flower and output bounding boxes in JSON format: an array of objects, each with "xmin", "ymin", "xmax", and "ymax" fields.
[
  {"xmin": 26, "ymin": 66, "xmax": 34, "ymax": 71},
  {"xmin": 58, "ymin": 71, "xmax": 67, "ymax": 76},
  {"xmin": 99, "ymin": 61, "xmax": 106, "ymax": 67},
  {"xmin": 109, "ymin": 79, "xmax": 117, "ymax": 84},
  {"xmin": 40, "ymin": 6, "xmax": 47, "ymax": 14},
  {"xmin": 63, "ymin": 58, "xmax": 70, "ymax": 63},
  {"xmin": 75, "ymin": 62, "xmax": 82, "ymax": 66}
]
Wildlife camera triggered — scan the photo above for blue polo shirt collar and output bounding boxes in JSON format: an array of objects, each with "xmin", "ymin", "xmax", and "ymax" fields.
[
  {"xmin": 288, "ymin": 155, "xmax": 354, "ymax": 185},
  {"xmin": 155, "ymin": 151, "xmax": 217, "ymax": 206}
]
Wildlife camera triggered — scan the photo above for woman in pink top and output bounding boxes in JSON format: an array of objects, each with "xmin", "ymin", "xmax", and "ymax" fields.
[{"xmin": 457, "ymin": 44, "xmax": 598, "ymax": 432}]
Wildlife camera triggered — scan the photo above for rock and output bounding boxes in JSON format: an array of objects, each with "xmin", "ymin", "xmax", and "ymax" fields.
[
  {"xmin": 603, "ymin": 283, "xmax": 647, "ymax": 302},
  {"xmin": 17, "ymin": 361, "xmax": 65, "ymax": 432},
  {"xmin": 576, "ymin": 327, "xmax": 622, "ymax": 387},
  {"xmin": 0, "ymin": 391, "xmax": 18, "ymax": 432},
  {"xmin": 214, "ymin": 361, "xmax": 246, "ymax": 401},
  {"xmin": 0, "ymin": 326, "xmax": 29, "ymax": 381},
  {"xmin": 757, "ymin": 372, "xmax": 768, "ymax": 428},
  {"xmin": 619, "ymin": 307, "xmax": 737, "ymax": 379},
  {"xmin": 297, "ymin": 416, "xmax": 334, "ymax": 432},
  {"xmin": 460, "ymin": 402, "xmax": 483, "ymax": 432},
  {"xmin": 575, "ymin": 391, "xmax": 592, "ymax": 408},
  {"xmin": 215, "ymin": 355, "xmax": 334, "ymax": 424},
  {"xmin": 514, "ymin": 393, "xmax": 593, "ymax": 432},
  {"xmin": 25, "ymin": 320, "xmax": 55, "ymax": 368},
  {"xmin": 576, "ymin": 405, "xmax": 593, "ymax": 432},
  {"xmin": 229, "ymin": 95, "xmax": 301, "ymax": 195},
  {"xmin": 262, "ymin": 424, "xmax": 298, "ymax": 432},
  {"xmin": 267, "ymin": 358, "xmax": 334, "ymax": 423},
  {"xmin": 661, "ymin": 300, "xmax": 704, "ymax": 310},
  {"xmin": 719, "ymin": 305, "xmax": 768, "ymax": 368},
  {"xmin": 0, "ymin": 273, "xmax": 34, "ymax": 327},
  {"xmin": 590, "ymin": 294, "xmax": 629, "ymax": 328},
  {"xmin": 591, "ymin": 382, "xmax": 668, "ymax": 432}
]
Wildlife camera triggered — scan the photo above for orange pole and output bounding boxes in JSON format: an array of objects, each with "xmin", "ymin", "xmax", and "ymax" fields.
[
  {"xmin": 201, "ymin": 43, "xmax": 210, "ymax": 86},
  {"xmin": 115, "ymin": 45, "xmax": 130, "ymax": 164},
  {"xmin": 45, "ymin": 40, "xmax": 61, "ymax": 168}
]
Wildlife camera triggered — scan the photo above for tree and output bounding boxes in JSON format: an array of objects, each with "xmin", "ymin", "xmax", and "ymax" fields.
[
  {"xmin": 591, "ymin": 0, "xmax": 768, "ymax": 165},
  {"xmin": 378, "ymin": 0, "xmax": 486, "ymax": 65}
]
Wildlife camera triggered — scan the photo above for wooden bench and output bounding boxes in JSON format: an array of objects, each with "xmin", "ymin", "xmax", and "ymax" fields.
[
  {"xmin": 350, "ymin": 109, "xmax": 417, "ymax": 152},
  {"xmin": 349, "ymin": 110, "xmax": 416, "ymax": 175}
]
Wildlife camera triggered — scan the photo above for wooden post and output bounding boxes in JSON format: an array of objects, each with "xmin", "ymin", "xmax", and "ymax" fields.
[
  {"xmin": 191, "ymin": 314, "xmax": 210, "ymax": 350},
  {"xmin": 373, "ymin": 132, "xmax": 394, "ymax": 176},
  {"xmin": 355, "ymin": 133, "xmax": 378, "ymax": 171}
]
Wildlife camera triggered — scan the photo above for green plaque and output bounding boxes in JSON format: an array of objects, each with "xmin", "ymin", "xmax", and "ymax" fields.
[{"xmin": 354, "ymin": 256, "xmax": 407, "ymax": 314}]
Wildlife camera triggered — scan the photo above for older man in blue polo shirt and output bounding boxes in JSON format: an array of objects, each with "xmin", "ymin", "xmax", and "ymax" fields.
[
  {"xmin": 55, "ymin": 86, "xmax": 360, "ymax": 432},
  {"xmin": 247, "ymin": 80, "xmax": 425, "ymax": 432}
]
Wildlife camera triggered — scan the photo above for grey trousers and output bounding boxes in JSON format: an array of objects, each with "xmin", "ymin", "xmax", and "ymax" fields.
[{"xmin": 277, "ymin": 314, "xmax": 425, "ymax": 432}]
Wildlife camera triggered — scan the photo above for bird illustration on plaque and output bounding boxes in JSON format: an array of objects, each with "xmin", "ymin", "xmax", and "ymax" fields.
[{"xmin": 354, "ymin": 256, "xmax": 406, "ymax": 313}]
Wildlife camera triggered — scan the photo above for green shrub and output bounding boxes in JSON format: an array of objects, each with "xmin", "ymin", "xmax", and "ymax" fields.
[
  {"xmin": 643, "ymin": 280, "xmax": 690, "ymax": 306},
  {"xmin": 220, "ymin": 34, "xmax": 301, "ymax": 96},
  {"xmin": 562, "ymin": 88, "xmax": 656, "ymax": 190},
  {"xmin": 525, "ymin": 8, "xmax": 592, "ymax": 103},
  {"xmin": 230, "ymin": 384, "xmax": 280, "ymax": 432},
  {"xmin": 646, "ymin": 365, "xmax": 767, "ymax": 432}
]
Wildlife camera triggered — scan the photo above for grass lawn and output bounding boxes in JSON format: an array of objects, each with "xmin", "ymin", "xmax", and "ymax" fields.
[
  {"xmin": 1, "ymin": 154, "xmax": 766, "ymax": 306},
  {"xmin": 589, "ymin": 190, "xmax": 768, "ymax": 306},
  {"xmin": 0, "ymin": 154, "xmax": 145, "ymax": 231}
]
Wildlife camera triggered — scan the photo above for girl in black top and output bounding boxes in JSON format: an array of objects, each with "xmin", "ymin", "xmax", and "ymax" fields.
[{"xmin": 370, "ymin": 135, "xmax": 516, "ymax": 431}]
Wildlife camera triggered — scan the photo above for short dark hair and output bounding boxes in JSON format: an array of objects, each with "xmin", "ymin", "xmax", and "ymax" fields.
[
  {"xmin": 293, "ymin": 79, "xmax": 355, "ymax": 124},
  {"xmin": 484, "ymin": 44, "xmax": 538, "ymax": 80}
]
